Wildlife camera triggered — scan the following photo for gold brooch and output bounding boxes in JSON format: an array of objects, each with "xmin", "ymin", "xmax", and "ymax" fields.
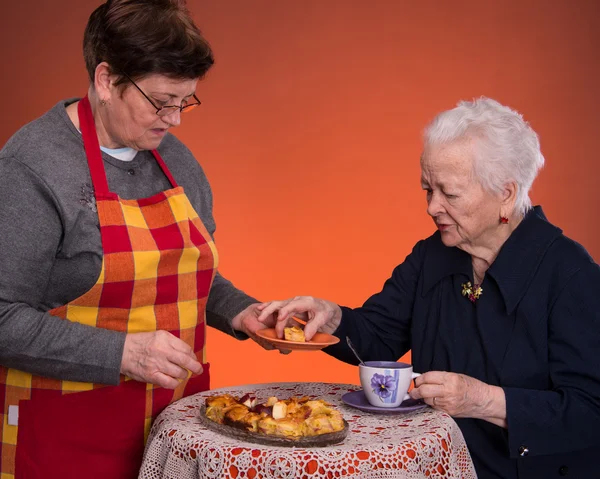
[{"xmin": 461, "ymin": 281, "xmax": 483, "ymax": 303}]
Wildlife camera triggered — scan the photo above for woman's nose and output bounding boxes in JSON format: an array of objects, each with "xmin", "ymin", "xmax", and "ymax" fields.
[
  {"xmin": 162, "ymin": 109, "xmax": 182, "ymax": 127},
  {"xmin": 426, "ymin": 192, "xmax": 444, "ymax": 217}
]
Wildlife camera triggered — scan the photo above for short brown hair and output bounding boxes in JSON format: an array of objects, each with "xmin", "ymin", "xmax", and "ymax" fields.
[{"xmin": 83, "ymin": 0, "xmax": 214, "ymax": 86}]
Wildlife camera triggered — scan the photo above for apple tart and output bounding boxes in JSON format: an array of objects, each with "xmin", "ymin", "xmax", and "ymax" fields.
[
  {"xmin": 204, "ymin": 393, "xmax": 346, "ymax": 440},
  {"xmin": 284, "ymin": 326, "xmax": 306, "ymax": 342}
]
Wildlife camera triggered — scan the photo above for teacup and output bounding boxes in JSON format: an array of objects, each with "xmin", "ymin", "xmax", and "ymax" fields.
[{"xmin": 359, "ymin": 361, "xmax": 421, "ymax": 408}]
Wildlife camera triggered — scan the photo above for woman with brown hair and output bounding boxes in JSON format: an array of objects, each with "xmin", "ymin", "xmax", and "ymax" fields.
[{"xmin": 0, "ymin": 1, "xmax": 270, "ymax": 476}]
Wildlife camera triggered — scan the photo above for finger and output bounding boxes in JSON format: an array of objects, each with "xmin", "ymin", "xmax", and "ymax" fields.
[
  {"xmin": 303, "ymin": 313, "xmax": 329, "ymax": 341},
  {"xmin": 161, "ymin": 361, "xmax": 191, "ymax": 381},
  {"xmin": 152, "ymin": 371, "xmax": 180, "ymax": 390},
  {"xmin": 274, "ymin": 312, "xmax": 300, "ymax": 338},
  {"xmin": 156, "ymin": 331, "xmax": 197, "ymax": 361},
  {"xmin": 291, "ymin": 313, "xmax": 308, "ymax": 323},
  {"xmin": 243, "ymin": 318, "xmax": 271, "ymax": 335},
  {"xmin": 408, "ymin": 389, "xmax": 419, "ymax": 400},
  {"xmin": 275, "ymin": 302, "xmax": 312, "ymax": 322},
  {"xmin": 168, "ymin": 350, "xmax": 203, "ymax": 375},
  {"xmin": 247, "ymin": 312, "xmax": 278, "ymax": 329},
  {"xmin": 272, "ymin": 300, "xmax": 317, "ymax": 337},
  {"xmin": 408, "ymin": 385, "xmax": 424, "ymax": 400},
  {"xmin": 168, "ymin": 336, "xmax": 195, "ymax": 356},
  {"xmin": 256, "ymin": 301, "xmax": 287, "ymax": 322},
  {"xmin": 409, "ymin": 383, "xmax": 444, "ymax": 401},
  {"xmin": 255, "ymin": 302, "xmax": 270, "ymax": 311},
  {"xmin": 302, "ymin": 321, "xmax": 319, "ymax": 342},
  {"xmin": 414, "ymin": 370, "xmax": 447, "ymax": 387},
  {"xmin": 409, "ymin": 388, "xmax": 437, "ymax": 408}
]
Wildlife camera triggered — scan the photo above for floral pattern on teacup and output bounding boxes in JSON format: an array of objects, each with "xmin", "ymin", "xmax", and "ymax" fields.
[{"xmin": 371, "ymin": 373, "xmax": 397, "ymax": 402}]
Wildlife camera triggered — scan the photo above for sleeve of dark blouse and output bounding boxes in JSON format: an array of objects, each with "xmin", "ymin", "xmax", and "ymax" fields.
[
  {"xmin": 503, "ymin": 261, "xmax": 600, "ymax": 457},
  {"xmin": 0, "ymin": 157, "xmax": 124, "ymax": 385},
  {"xmin": 324, "ymin": 240, "xmax": 425, "ymax": 365}
]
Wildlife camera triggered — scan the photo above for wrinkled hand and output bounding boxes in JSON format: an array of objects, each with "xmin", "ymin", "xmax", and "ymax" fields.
[
  {"xmin": 409, "ymin": 371, "xmax": 506, "ymax": 426},
  {"xmin": 256, "ymin": 296, "xmax": 342, "ymax": 341},
  {"xmin": 231, "ymin": 303, "xmax": 291, "ymax": 353},
  {"xmin": 121, "ymin": 331, "xmax": 203, "ymax": 389}
]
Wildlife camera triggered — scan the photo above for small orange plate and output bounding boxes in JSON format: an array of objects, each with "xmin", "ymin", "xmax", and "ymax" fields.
[{"xmin": 256, "ymin": 328, "xmax": 340, "ymax": 351}]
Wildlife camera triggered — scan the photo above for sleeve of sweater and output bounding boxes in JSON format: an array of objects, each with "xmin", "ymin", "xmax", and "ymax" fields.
[
  {"xmin": 503, "ymin": 261, "xmax": 600, "ymax": 457},
  {"xmin": 0, "ymin": 157, "xmax": 124, "ymax": 385},
  {"xmin": 324, "ymin": 240, "xmax": 425, "ymax": 364},
  {"xmin": 207, "ymin": 272, "xmax": 257, "ymax": 338}
]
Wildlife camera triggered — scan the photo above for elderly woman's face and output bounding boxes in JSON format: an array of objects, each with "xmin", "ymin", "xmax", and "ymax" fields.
[
  {"xmin": 420, "ymin": 138, "xmax": 503, "ymax": 252},
  {"xmin": 103, "ymin": 74, "xmax": 199, "ymax": 150}
]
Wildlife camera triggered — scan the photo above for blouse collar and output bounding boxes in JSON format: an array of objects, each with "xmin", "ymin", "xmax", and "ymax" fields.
[{"xmin": 422, "ymin": 206, "xmax": 563, "ymax": 314}]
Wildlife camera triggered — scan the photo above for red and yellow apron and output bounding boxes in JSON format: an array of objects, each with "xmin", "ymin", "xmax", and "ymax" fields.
[{"xmin": 0, "ymin": 96, "xmax": 218, "ymax": 478}]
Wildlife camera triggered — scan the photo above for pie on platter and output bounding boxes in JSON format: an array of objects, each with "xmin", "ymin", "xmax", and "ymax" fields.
[{"xmin": 201, "ymin": 392, "xmax": 348, "ymax": 447}]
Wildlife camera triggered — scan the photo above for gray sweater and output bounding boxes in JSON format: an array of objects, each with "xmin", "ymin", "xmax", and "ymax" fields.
[{"xmin": 0, "ymin": 100, "xmax": 255, "ymax": 385}]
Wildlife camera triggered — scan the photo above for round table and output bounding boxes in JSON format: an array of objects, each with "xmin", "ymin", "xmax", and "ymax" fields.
[{"xmin": 139, "ymin": 382, "xmax": 477, "ymax": 479}]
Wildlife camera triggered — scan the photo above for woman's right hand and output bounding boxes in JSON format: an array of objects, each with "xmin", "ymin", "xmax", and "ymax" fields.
[
  {"xmin": 120, "ymin": 331, "xmax": 203, "ymax": 389},
  {"xmin": 256, "ymin": 296, "xmax": 342, "ymax": 341}
]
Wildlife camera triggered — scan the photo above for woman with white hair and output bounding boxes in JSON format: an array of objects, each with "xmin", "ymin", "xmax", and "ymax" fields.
[{"xmin": 254, "ymin": 98, "xmax": 600, "ymax": 478}]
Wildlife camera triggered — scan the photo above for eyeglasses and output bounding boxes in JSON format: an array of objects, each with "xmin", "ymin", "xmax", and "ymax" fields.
[{"xmin": 122, "ymin": 72, "xmax": 201, "ymax": 117}]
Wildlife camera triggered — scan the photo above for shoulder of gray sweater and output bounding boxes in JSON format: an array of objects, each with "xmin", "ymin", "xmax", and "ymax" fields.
[{"xmin": 1, "ymin": 100, "xmax": 85, "ymax": 173}]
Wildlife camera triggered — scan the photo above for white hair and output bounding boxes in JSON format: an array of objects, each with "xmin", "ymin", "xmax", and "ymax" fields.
[{"xmin": 423, "ymin": 97, "xmax": 545, "ymax": 217}]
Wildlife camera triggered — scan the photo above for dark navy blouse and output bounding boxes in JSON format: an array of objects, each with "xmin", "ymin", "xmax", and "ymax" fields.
[{"xmin": 326, "ymin": 206, "xmax": 600, "ymax": 478}]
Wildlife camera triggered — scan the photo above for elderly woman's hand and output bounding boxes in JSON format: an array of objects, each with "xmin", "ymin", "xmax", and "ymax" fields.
[
  {"xmin": 121, "ymin": 331, "xmax": 203, "ymax": 389},
  {"xmin": 255, "ymin": 296, "xmax": 342, "ymax": 341},
  {"xmin": 231, "ymin": 303, "xmax": 290, "ymax": 352},
  {"xmin": 409, "ymin": 371, "xmax": 507, "ymax": 427}
]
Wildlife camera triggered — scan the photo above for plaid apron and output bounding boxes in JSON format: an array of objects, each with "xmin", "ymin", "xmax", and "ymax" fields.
[{"xmin": 0, "ymin": 96, "xmax": 217, "ymax": 478}]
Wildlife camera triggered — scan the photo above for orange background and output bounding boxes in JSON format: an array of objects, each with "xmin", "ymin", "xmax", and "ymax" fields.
[{"xmin": 1, "ymin": 1, "xmax": 599, "ymax": 390}]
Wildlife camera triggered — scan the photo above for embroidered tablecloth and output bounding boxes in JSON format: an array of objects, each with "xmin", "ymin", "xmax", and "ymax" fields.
[{"xmin": 138, "ymin": 382, "xmax": 477, "ymax": 479}]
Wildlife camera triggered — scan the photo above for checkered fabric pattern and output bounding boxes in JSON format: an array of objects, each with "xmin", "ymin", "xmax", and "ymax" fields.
[{"xmin": 0, "ymin": 187, "xmax": 218, "ymax": 477}]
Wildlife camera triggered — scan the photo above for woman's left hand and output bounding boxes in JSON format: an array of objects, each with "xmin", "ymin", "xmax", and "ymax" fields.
[
  {"xmin": 231, "ymin": 303, "xmax": 292, "ymax": 353},
  {"xmin": 409, "ymin": 371, "xmax": 506, "ymax": 426}
]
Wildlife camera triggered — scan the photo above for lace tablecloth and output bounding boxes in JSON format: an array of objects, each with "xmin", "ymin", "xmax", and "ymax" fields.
[{"xmin": 139, "ymin": 382, "xmax": 477, "ymax": 479}]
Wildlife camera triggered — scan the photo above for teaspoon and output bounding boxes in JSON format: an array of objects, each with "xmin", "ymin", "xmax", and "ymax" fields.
[{"xmin": 346, "ymin": 336, "xmax": 366, "ymax": 366}]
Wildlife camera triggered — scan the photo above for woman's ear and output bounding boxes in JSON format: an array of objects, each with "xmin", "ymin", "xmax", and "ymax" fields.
[
  {"xmin": 501, "ymin": 181, "xmax": 518, "ymax": 215},
  {"xmin": 94, "ymin": 62, "xmax": 114, "ymax": 103}
]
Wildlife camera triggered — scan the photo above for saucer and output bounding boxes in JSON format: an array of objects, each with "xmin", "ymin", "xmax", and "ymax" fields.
[
  {"xmin": 341, "ymin": 390, "xmax": 428, "ymax": 414},
  {"xmin": 255, "ymin": 328, "xmax": 340, "ymax": 351}
]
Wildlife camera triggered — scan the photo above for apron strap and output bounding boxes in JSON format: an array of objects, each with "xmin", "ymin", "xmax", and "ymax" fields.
[
  {"xmin": 78, "ymin": 96, "xmax": 180, "ymax": 193},
  {"xmin": 78, "ymin": 96, "xmax": 111, "ymax": 197},
  {"xmin": 151, "ymin": 150, "xmax": 179, "ymax": 188}
]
